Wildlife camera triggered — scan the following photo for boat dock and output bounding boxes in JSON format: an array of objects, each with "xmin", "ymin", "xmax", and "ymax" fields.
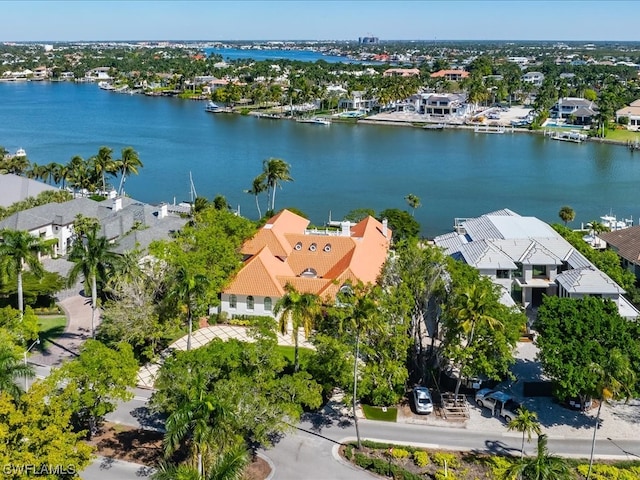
[
  {"xmin": 474, "ymin": 125, "xmax": 510, "ymax": 134},
  {"xmin": 544, "ymin": 129, "xmax": 588, "ymax": 143}
]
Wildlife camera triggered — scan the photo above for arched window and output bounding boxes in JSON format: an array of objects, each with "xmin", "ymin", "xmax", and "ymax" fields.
[
  {"xmin": 229, "ymin": 294, "xmax": 237, "ymax": 309},
  {"xmin": 247, "ymin": 295, "xmax": 255, "ymax": 310},
  {"xmin": 264, "ymin": 297, "xmax": 272, "ymax": 311}
]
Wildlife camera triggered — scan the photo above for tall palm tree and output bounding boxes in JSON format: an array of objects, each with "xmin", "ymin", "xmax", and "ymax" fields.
[
  {"xmin": 450, "ymin": 283, "xmax": 503, "ymax": 400},
  {"xmin": 92, "ymin": 146, "xmax": 116, "ymax": 194},
  {"xmin": 0, "ymin": 229, "xmax": 48, "ymax": 315},
  {"xmin": 67, "ymin": 226, "xmax": 120, "ymax": 337},
  {"xmin": 505, "ymin": 434, "xmax": 571, "ymax": 480},
  {"xmin": 558, "ymin": 206, "xmax": 575, "ymax": 226},
  {"xmin": 244, "ymin": 174, "xmax": 267, "ymax": 219},
  {"xmin": 168, "ymin": 266, "xmax": 209, "ymax": 351},
  {"xmin": 116, "ymin": 146, "xmax": 143, "ymax": 196},
  {"xmin": 507, "ymin": 407, "xmax": 542, "ymax": 459},
  {"xmin": 154, "ymin": 444, "xmax": 249, "ymax": 480},
  {"xmin": 586, "ymin": 349, "xmax": 635, "ymax": 480},
  {"xmin": 261, "ymin": 158, "xmax": 292, "ymax": 212},
  {"xmin": 273, "ymin": 284, "xmax": 321, "ymax": 372},
  {"xmin": 404, "ymin": 193, "xmax": 421, "ymax": 217},
  {"xmin": 337, "ymin": 282, "xmax": 381, "ymax": 449},
  {"xmin": 164, "ymin": 373, "xmax": 232, "ymax": 477},
  {"xmin": 0, "ymin": 344, "xmax": 34, "ymax": 398}
]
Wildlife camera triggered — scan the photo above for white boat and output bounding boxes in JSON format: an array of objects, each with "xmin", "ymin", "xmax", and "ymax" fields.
[
  {"xmin": 297, "ymin": 117, "xmax": 331, "ymax": 125},
  {"xmin": 474, "ymin": 125, "xmax": 505, "ymax": 134},
  {"xmin": 98, "ymin": 81, "xmax": 114, "ymax": 91},
  {"xmin": 205, "ymin": 101, "xmax": 232, "ymax": 113},
  {"xmin": 15, "ymin": 148, "xmax": 26, "ymax": 157},
  {"xmin": 600, "ymin": 213, "xmax": 633, "ymax": 231}
]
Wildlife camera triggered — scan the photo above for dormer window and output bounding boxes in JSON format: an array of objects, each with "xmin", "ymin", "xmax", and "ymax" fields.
[
  {"xmin": 323, "ymin": 243, "xmax": 331, "ymax": 252},
  {"xmin": 309, "ymin": 243, "xmax": 317, "ymax": 252},
  {"xmin": 301, "ymin": 268, "xmax": 317, "ymax": 278},
  {"xmin": 294, "ymin": 241, "xmax": 302, "ymax": 251}
]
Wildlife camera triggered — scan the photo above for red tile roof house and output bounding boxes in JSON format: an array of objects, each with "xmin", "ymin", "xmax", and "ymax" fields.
[
  {"xmin": 220, "ymin": 209, "xmax": 392, "ymax": 318},
  {"xmin": 430, "ymin": 69, "xmax": 470, "ymax": 81}
]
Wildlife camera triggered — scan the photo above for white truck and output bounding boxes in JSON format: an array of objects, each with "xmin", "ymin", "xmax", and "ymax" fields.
[{"xmin": 475, "ymin": 388, "xmax": 522, "ymax": 422}]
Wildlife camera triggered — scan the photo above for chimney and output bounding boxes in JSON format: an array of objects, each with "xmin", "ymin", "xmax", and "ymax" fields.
[
  {"xmin": 340, "ymin": 220, "xmax": 351, "ymax": 237},
  {"xmin": 113, "ymin": 197, "xmax": 122, "ymax": 212},
  {"xmin": 158, "ymin": 203, "xmax": 168, "ymax": 219},
  {"xmin": 382, "ymin": 218, "xmax": 388, "ymax": 238}
]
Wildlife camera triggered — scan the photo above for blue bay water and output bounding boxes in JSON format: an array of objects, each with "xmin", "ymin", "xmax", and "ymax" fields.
[
  {"xmin": 204, "ymin": 47, "xmax": 364, "ymax": 63},
  {"xmin": 1, "ymin": 81, "xmax": 639, "ymax": 238}
]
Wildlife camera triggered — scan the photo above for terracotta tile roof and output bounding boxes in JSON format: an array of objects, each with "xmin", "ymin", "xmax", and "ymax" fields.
[
  {"xmin": 224, "ymin": 210, "xmax": 391, "ymax": 300},
  {"xmin": 599, "ymin": 226, "xmax": 640, "ymax": 264},
  {"xmin": 223, "ymin": 246, "xmax": 293, "ymax": 296}
]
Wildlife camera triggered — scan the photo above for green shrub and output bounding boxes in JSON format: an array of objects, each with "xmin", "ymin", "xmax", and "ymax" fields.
[
  {"xmin": 343, "ymin": 445, "xmax": 353, "ymax": 461},
  {"xmin": 435, "ymin": 469, "xmax": 460, "ymax": 480},
  {"xmin": 433, "ymin": 452, "xmax": 459, "ymax": 468},
  {"xmin": 391, "ymin": 448, "xmax": 410, "ymax": 460},
  {"xmin": 486, "ymin": 456, "xmax": 513, "ymax": 477},
  {"xmin": 413, "ymin": 450, "xmax": 429, "ymax": 467}
]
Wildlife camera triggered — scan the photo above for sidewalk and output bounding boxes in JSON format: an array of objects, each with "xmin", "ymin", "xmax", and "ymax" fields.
[
  {"xmin": 29, "ymin": 294, "xmax": 98, "ymax": 367},
  {"xmin": 137, "ymin": 324, "xmax": 314, "ymax": 389}
]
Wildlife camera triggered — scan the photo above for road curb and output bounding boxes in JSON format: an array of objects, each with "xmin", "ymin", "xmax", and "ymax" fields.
[{"xmin": 257, "ymin": 452, "xmax": 275, "ymax": 480}]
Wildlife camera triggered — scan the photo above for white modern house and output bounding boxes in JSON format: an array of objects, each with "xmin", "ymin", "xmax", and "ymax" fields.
[
  {"xmin": 616, "ymin": 99, "xmax": 640, "ymax": 130},
  {"xmin": 521, "ymin": 71, "xmax": 545, "ymax": 86},
  {"xmin": 434, "ymin": 209, "xmax": 638, "ymax": 318}
]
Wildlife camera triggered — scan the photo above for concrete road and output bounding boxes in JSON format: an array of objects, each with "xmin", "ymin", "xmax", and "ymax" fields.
[{"xmin": 81, "ymin": 456, "xmax": 154, "ymax": 480}]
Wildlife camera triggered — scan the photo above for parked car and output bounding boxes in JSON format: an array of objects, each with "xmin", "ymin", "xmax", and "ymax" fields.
[
  {"xmin": 475, "ymin": 388, "xmax": 521, "ymax": 422},
  {"xmin": 412, "ymin": 387, "xmax": 434, "ymax": 414}
]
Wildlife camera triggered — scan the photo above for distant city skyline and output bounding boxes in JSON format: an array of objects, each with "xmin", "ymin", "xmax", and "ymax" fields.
[{"xmin": 2, "ymin": 0, "xmax": 640, "ymax": 43}]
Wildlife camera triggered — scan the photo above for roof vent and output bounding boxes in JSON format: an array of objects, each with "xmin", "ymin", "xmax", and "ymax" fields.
[
  {"xmin": 294, "ymin": 242, "xmax": 302, "ymax": 251},
  {"xmin": 301, "ymin": 267, "xmax": 318, "ymax": 278},
  {"xmin": 309, "ymin": 243, "xmax": 317, "ymax": 252},
  {"xmin": 323, "ymin": 243, "xmax": 331, "ymax": 252}
]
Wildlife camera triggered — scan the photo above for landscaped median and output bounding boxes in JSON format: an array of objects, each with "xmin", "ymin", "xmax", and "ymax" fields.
[{"xmin": 340, "ymin": 440, "xmax": 640, "ymax": 480}]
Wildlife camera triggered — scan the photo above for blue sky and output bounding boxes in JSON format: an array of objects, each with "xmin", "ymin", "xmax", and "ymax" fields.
[{"xmin": 2, "ymin": 1, "xmax": 639, "ymax": 42}]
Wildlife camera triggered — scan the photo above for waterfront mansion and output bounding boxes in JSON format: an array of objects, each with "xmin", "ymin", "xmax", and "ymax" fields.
[
  {"xmin": 219, "ymin": 209, "xmax": 392, "ymax": 317},
  {"xmin": 434, "ymin": 209, "xmax": 639, "ymax": 319}
]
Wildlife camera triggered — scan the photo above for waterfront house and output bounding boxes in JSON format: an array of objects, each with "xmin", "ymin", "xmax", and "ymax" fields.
[
  {"xmin": 616, "ymin": 99, "xmax": 640, "ymax": 130},
  {"xmin": 521, "ymin": 71, "xmax": 545, "ymax": 86},
  {"xmin": 597, "ymin": 226, "xmax": 640, "ymax": 280},
  {"xmin": 433, "ymin": 209, "xmax": 638, "ymax": 318},
  {"xmin": 219, "ymin": 209, "xmax": 392, "ymax": 318},
  {"xmin": 0, "ymin": 196, "xmax": 186, "ymax": 257},
  {"xmin": 418, "ymin": 93, "xmax": 469, "ymax": 117},
  {"xmin": 550, "ymin": 97, "xmax": 598, "ymax": 124},
  {"xmin": 383, "ymin": 68, "xmax": 421, "ymax": 77},
  {"xmin": 430, "ymin": 69, "xmax": 469, "ymax": 82},
  {"xmin": 338, "ymin": 91, "xmax": 377, "ymax": 112}
]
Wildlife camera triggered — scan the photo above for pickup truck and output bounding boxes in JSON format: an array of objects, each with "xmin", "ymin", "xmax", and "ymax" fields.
[{"xmin": 475, "ymin": 388, "xmax": 521, "ymax": 422}]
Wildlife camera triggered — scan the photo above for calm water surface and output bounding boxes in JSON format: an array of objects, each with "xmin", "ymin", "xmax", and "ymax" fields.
[{"xmin": 1, "ymin": 81, "xmax": 639, "ymax": 237}]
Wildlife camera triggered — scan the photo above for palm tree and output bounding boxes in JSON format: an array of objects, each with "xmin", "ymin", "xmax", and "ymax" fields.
[
  {"xmin": 244, "ymin": 174, "xmax": 267, "ymax": 219},
  {"xmin": 337, "ymin": 282, "xmax": 381, "ymax": 449},
  {"xmin": 0, "ymin": 344, "xmax": 34, "ymax": 398},
  {"xmin": 273, "ymin": 284, "xmax": 321, "ymax": 372},
  {"xmin": 67, "ymin": 226, "xmax": 121, "ymax": 337},
  {"xmin": 154, "ymin": 444, "xmax": 249, "ymax": 480},
  {"xmin": 261, "ymin": 158, "xmax": 293, "ymax": 212},
  {"xmin": 116, "ymin": 146, "xmax": 143, "ymax": 196},
  {"xmin": 0, "ymin": 229, "xmax": 48, "ymax": 315},
  {"xmin": 586, "ymin": 349, "xmax": 635, "ymax": 479},
  {"xmin": 505, "ymin": 434, "xmax": 571, "ymax": 480},
  {"xmin": 507, "ymin": 407, "xmax": 542, "ymax": 459},
  {"xmin": 167, "ymin": 266, "xmax": 209, "ymax": 351},
  {"xmin": 558, "ymin": 206, "xmax": 575, "ymax": 226},
  {"xmin": 164, "ymin": 373, "xmax": 233, "ymax": 477},
  {"xmin": 92, "ymin": 146, "xmax": 116, "ymax": 194},
  {"xmin": 450, "ymin": 283, "xmax": 503, "ymax": 400},
  {"xmin": 404, "ymin": 193, "xmax": 421, "ymax": 217}
]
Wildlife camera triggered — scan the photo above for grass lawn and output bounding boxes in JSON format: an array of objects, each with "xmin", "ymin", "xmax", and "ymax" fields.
[
  {"xmin": 605, "ymin": 128, "xmax": 640, "ymax": 142},
  {"xmin": 362, "ymin": 404, "xmax": 398, "ymax": 422},
  {"xmin": 275, "ymin": 345, "xmax": 314, "ymax": 366},
  {"xmin": 37, "ymin": 315, "xmax": 67, "ymax": 349}
]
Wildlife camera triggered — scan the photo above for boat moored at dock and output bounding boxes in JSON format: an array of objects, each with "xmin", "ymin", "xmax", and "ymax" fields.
[{"xmin": 296, "ymin": 117, "xmax": 331, "ymax": 125}]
